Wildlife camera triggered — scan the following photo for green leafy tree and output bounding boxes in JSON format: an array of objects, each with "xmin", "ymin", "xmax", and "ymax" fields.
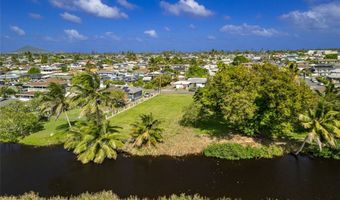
[
  {"xmin": 0, "ymin": 86, "xmax": 17, "ymax": 98},
  {"xmin": 25, "ymin": 51, "xmax": 34, "ymax": 62},
  {"xmin": 131, "ymin": 113, "xmax": 163, "ymax": 147},
  {"xmin": 151, "ymin": 74, "xmax": 172, "ymax": 88},
  {"xmin": 41, "ymin": 83, "xmax": 72, "ymax": 127},
  {"xmin": 296, "ymin": 102, "xmax": 340, "ymax": 154},
  {"xmin": 11, "ymin": 55, "xmax": 19, "ymax": 65},
  {"xmin": 232, "ymin": 55, "xmax": 249, "ymax": 65},
  {"xmin": 61, "ymin": 66, "xmax": 69, "ymax": 72},
  {"xmin": 64, "ymin": 120, "xmax": 126, "ymax": 164},
  {"xmin": 41, "ymin": 54, "xmax": 48, "ymax": 64},
  {"xmin": 84, "ymin": 61, "xmax": 96, "ymax": 72},
  {"xmin": 27, "ymin": 67, "xmax": 41, "ymax": 75},
  {"xmin": 193, "ymin": 64, "xmax": 316, "ymax": 137},
  {"xmin": 0, "ymin": 101, "xmax": 41, "ymax": 142},
  {"xmin": 324, "ymin": 54, "xmax": 338, "ymax": 59},
  {"xmin": 186, "ymin": 65, "xmax": 209, "ymax": 78}
]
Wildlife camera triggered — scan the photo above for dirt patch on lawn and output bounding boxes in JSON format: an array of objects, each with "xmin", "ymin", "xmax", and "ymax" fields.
[{"xmin": 125, "ymin": 128, "xmax": 263, "ymax": 156}]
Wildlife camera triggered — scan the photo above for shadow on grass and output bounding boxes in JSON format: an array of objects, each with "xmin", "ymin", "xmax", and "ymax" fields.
[
  {"xmin": 55, "ymin": 120, "xmax": 78, "ymax": 132},
  {"xmin": 181, "ymin": 116, "xmax": 233, "ymax": 138}
]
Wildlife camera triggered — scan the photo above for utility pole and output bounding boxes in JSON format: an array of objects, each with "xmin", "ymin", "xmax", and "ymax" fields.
[{"xmin": 159, "ymin": 74, "xmax": 162, "ymax": 94}]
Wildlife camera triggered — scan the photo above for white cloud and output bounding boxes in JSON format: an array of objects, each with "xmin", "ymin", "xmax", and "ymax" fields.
[
  {"xmin": 280, "ymin": 2, "xmax": 340, "ymax": 31},
  {"xmin": 104, "ymin": 32, "xmax": 121, "ymax": 40},
  {"xmin": 10, "ymin": 26, "xmax": 26, "ymax": 36},
  {"xmin": 117, "ymin": 0, "xmax": 136, "ymax": 10},
  {"xmin": 43, "ymin": 36, "xmax": 59, "ymax": 42},
  {"xmin": 160, "ymin": 0, "xmax": 213, "ymax": 17},
  {"xmin": 64, "ymin": 29, "xmax": 88, "ymax": 40},
  {"xmin": 50, "ymin": 0, "xmax": 75, "ymax": 9},
  {"xmin": 60, "ymin": 12, "xmax": 82, "ymax": 23},
  {"xmin": 50, "ymin": 0, "xmax": 127, "ymax": 19},
  {"xmin": 29, "ymin": 13, "xmax": 43, "ymax": 19},
  {"xmin": 220, "ymin": 23, "xmax": 279, "ymax": 37},
  {"xmin": 144, "ymin": 30, "xmax": 158, "ymax": 38},
  {"xmin": 164, "ymin": 26, "xmax": 171, "ymax": 31}
]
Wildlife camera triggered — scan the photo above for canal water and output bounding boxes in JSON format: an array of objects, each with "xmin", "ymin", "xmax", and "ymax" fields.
[{"xmin": 1, "ymin": 143, "xmax": 339, "ymax": 200}]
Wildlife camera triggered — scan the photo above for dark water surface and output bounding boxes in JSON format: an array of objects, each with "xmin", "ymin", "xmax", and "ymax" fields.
[{"xmin": 1, "ymin": 143, "xmax": 339, "ymax": 200}]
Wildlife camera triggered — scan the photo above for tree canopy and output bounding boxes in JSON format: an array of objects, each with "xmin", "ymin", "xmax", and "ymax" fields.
[
  {"xmin": 191, "ymin": 64, "xmax": 316, "ymax": 137},
  {"xmin": 186, "ymin": 65, "xmax": 209, "ymax": 78},
  {"xmin": 0, "ymin": 101, "xmax": 41, "ymax": 142},
  {"xmin": 27, "ymin": 67, "xmax": 41, "ymax": 75},
  {"xmin": 232, "ymin": 55, "xmax": 249, "ymax": 65}
]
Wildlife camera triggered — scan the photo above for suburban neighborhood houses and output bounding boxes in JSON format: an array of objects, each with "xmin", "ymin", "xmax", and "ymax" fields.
[
  {"xmin": 0, "ymin": 50, "xmax": 340, "ymax": 104},
  {"xmin": 1, "ymin": 49, "xmax": 339, "ymax": 105}
]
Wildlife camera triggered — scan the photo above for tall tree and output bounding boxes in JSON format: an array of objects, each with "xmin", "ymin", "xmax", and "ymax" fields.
[
  {"xmin": 27, "ymin": 67, "xmax": 41, "ymax": 75},
  {"xmin": 64, "ymin": 120, "xmax": 126, "ymax": 164},
  {"xmin": 0, "ymin": 86, "xmax": 16, "ymax": 98},
  {"xmin": 131, "ymin": 113, "xmax": 163, "ymax": 147},
  {"xmin": 71, "ymin": 72, "xmax": 126, "ymax": 124},
  {"xmin": 41, "ymin": 82, "xmax": 72, "ymax": 127},
  {"xmin": 296, "ymin": 102, "xmax": 340, "ymax": 154},
  {"xmin": 192, "ymin": 64, "xmax": 316, "ymax": 137},
  {"xmin": 0, "ymin": 101, "xmax": 41, "ymax": 142}
]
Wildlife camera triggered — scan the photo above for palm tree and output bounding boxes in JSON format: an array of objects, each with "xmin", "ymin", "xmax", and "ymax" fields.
[
  {"xmin": 131, "ymin": 113, "xmax": 163, "ymax": 147},
  {"xmin": 41, "ymin": 82, "xmax": 72, "ymax": 127},
  {"xmin": 315, "ymin": 81, "xmax": 340, "ymax": 112},
  {"xmin": 64, "ymin": 120, "xmax": 126, "ymax": 164},
  {"xmin": 296, "ymin": 102, "xmax": 340, "ymax": 155},
  {"xmin": 0, "ymin": 86, "xmax": 16, "ymax": 99},
  {"xmin": 287, "ymin": 62, "xmax": 300, "ymax": 85},
  {"xmin": 70, "ymin": 72, "xmax": 126, "ymax": 125}
]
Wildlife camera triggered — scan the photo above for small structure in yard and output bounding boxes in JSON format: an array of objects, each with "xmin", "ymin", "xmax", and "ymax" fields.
[
  {"xmin": 173, "ymin": 78, "xmax": 207, "ymax": 89},
  {"xmin": 123, "ymin": 86, "xmax": 143, "ymax": 101},
  {"xmin": 173, "ymin": 80, "xmax": 191, "ymax": 89},
  {"xmin": 188, "ymin": 78, "xmax": 207, "ymax": 88}
]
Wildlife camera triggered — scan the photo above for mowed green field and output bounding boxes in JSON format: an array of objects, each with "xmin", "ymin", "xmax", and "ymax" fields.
[{"xmin": 20, "ymin": 94, "xmax": 194, "ymax": 146}]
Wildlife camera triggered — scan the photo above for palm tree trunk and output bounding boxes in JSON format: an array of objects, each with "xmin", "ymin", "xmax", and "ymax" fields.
[
  {"xmin": 64, "ymin": 110, "xmax": 72, "ymax": 128},
  {"xmin": 295, "ymin": 136, "xmax": 308, "ymax": 155},
  {"xmin": 96, "ymin": 103, "xmax": 101, "ymax": 125}
]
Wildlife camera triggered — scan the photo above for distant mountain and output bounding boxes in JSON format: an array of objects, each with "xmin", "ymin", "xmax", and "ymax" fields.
[{"xmin": 13, "ymin": 45, "xmax": 48, "ymax": 54}]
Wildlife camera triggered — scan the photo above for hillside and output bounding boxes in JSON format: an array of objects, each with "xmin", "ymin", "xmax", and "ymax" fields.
[{"xmin": 13, "ymin": 45, "xmax": 48, "ymax": 54}]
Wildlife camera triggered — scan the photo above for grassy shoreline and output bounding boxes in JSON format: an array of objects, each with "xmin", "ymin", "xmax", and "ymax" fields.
[
  {"xmin": 0, "ymin": 191, "xmax": 241, "ymax": 200},
  {"xmin": 12, "ymin": 94, "xmax": 337, "ymax": 160}
]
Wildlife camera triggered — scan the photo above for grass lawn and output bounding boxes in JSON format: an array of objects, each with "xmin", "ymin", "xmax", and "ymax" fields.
[
  {"xmin": 20, "ymin": 94, "xmax": 195, "ymax": 147},
  {"xmin": 19, "ymin": 109, "xmax": 81, "ymax": 146},
  {"xmin": 19, "ymin": 93, "xmax": 270, "ymax": 156}
]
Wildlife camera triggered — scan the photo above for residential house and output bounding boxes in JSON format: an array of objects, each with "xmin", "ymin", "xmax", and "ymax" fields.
[{"xmin": 123, "ymin": 86, "xmax": 143, "ymax": 101}]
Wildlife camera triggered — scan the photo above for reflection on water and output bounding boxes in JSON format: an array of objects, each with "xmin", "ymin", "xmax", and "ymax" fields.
[{"xmin": 1, "ymin": 143, "xmax": 339, "ymax": 200}]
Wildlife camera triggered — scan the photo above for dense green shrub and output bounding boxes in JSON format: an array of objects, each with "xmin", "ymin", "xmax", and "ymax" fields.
[
  {"xmin": 0, "ymin": 101, "xmax": 42, "ymax": 142},
  {"xmin": 204, "ymin": 143, "xmax": 284, "ymax": 160},
  {"xmin": 303, "ymin": 146, "xmax": 340, "ymax": 160}
]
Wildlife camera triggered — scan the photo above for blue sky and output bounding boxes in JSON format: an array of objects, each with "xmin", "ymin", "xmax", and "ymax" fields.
[{"xmin": 1, "ymin": 0, "xmax": 340, "ymax": 52}]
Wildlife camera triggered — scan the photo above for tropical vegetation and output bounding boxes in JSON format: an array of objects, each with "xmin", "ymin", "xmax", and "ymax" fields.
[
  {"xmin": 130, "ymin": 113, "xmax": 163, "ymax": 147},
  {"xmin": 64, "ymin": 120, "xmax": 127, "ymax": 164},
  {"xmin": 0, "ymin": 101, "xmax": 41, "ymax": 142},
  {"xmin": 204, "ymin": 143, "xmax": 284, "ymax": 160},
  {"xmin": 0, "ymin": 191, "xmax": 239, "ymax": 200},
  {"xmin": 40, "ymin": 82, "xmax": 72, "ymax": 127},
  {"xmin": 186, "ymin": 63, "xmax": 316, "ymax": 138}
]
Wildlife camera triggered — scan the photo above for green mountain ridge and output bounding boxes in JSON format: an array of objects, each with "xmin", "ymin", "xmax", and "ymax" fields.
[{"xmin": 13, "ymin": 45, "xmax": 48, "ymax": 54}]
